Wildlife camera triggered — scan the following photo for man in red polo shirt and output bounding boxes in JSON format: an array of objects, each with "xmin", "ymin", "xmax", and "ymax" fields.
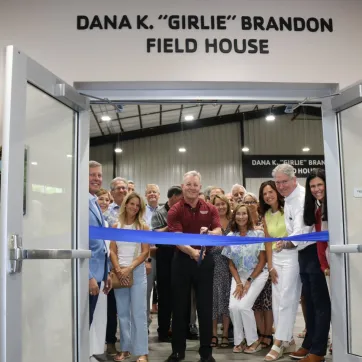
[{"xmin": 166, "ymin": 171, "xmax": 222, "ymax": 362}]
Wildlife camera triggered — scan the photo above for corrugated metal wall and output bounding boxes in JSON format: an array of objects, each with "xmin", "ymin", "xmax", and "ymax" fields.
[
  {"xmin": 89, "ymin": 115, "xmax": 324, "ymax": 203},
  {"xmin": 243, "ymin": 115, "xmax": 323, "ymax": 196},
  {"xmin": 243, "ymin": 115, "xmax": 324, "ymax": 155},
  {"xmin": 114, "ymin": 123, "xmax": 242, "ymax": 202}
]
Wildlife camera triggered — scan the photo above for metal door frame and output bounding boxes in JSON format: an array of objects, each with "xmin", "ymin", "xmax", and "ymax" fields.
[
  {"xmin": 76, "ymin": 79, "xmax": 362, "ymax": 361},
  {"xmin": 0, "ymin": 46, "xmax": 90, "ymax": 362}
]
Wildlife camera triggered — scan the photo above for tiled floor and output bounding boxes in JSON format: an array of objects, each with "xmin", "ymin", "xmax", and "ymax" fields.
[{"xmin": 93, "ymin": 306, "xmax": 332, "ymax": 362}]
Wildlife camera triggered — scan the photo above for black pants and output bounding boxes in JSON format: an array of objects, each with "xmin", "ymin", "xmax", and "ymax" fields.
[
  {"xmin": 171, "ymin": 251, "xmax": 214, "ymax": 358},
  {"xmin": 89, "ymin": 282, "xmax": 101, "ymax": 327},
  {"xmin": 299, "ymin": 244, "xmax": 331, "ymax": 356},
  {"xmin": 156, "ymin": 247, "xmax": 175, "ymax": 337},
  {"xmin": 106, "ymin": 289, "xmax": 118, "ymax": 344}
]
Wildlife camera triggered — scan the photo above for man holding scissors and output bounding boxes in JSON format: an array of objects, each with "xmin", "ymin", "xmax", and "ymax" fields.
[{"xmin": 167, "ymin": 171, "xmax": 222, "ymax": 362}]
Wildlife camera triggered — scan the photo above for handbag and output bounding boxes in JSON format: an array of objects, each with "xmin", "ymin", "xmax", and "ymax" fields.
[{"xmin": 111, "ymin": 243, "xmax": 140, "ymax": 289}]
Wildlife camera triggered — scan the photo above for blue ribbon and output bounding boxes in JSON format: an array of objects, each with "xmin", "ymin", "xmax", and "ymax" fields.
[{"xmin": 89, "ymin": 226, "xmax": 329, "ymax": 246}]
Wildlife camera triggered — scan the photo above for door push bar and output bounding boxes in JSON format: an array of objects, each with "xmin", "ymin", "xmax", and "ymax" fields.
[{"xmin": 8, "ymin": 234, "xmax": 91, "ymax": 274}]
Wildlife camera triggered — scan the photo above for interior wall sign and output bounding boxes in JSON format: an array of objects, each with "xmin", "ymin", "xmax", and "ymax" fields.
[
  {"xmin": 76, "ymin": 14, "xmax": 334, "ymax": 54},
  {"xmin": 243, "ymin": 155, "xmax": 325, "ymax": 178}
]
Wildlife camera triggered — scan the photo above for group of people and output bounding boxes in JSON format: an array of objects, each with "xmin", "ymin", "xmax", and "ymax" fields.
[{"xmin": 88, "ymin": 160, "xmax": 331, "ymax": 362}]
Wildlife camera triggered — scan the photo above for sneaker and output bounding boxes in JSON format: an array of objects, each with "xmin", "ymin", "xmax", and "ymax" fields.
[{"xmin": 106, "ymin": 343, "xmax": 118, "ymax": 356}]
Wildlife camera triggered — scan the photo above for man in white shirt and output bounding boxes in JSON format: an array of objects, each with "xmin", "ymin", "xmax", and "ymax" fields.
[{"xmin": 273, "ymin": 164, "xmax": 328, "ymax": 362}]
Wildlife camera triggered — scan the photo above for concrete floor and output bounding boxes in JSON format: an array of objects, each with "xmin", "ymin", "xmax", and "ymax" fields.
[{"xmin": 92, "ymin": 306, "xmax": 332, "ymax": 362}]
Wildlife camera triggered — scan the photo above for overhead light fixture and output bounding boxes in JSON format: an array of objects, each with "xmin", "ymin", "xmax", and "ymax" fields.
[
  {"xmin": 66, "ymin": 154, "xmax": 73, "ymax": 158},
  {"xmin": 184, "ymin": 115, "xmax": 194, "ymax": 121},
  {"xmin": 114, "ymin": 148, "xmax": 123, "ymax": 153},
  {"xmin": 265, "ymin": 114, "xmax": 275, "ymax": 122},
  {"xmin": 179, "ymin": 147, "xmax": 186, "ymax": 153},
  {"xmin": 302, "ymin": 147, "xmax": 310, "ymax": 152},
  {"xmin": 101, "ymin": 115, "xmax": 111, "ymax": 122},
  {"xmin": 242, "ymin": 147, "xmax": 250, "ymax": 152},
  {"xmin": 31, "ymin": 162, "xmax": 38, "ymax": 165}
]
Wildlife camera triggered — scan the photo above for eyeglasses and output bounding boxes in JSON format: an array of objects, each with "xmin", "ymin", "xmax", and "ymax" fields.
[
  {"xmin": 275, "ymin": 180, "xmax": 290, "ymax": 186},
  {"xmin": 244, "ymin": 201, "xmax": 257, "ymax": 205},
  {"xmin": 114, "ymin": 186, "xmax": 127, "ymax": 191}
]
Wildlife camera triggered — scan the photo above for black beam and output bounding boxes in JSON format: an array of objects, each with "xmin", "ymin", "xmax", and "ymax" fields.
[
  {"xmin": 138, "ymin": 105, "xmax": 143, "ymax": 129},
  {"xmin": 116, "ymin": 112, "xmax": 124, "ymax": 133},
  {"xmin": 112, "ymin": 143, "xmax": 116, "ymax": 179},
  {"xmin": 216, "ymin": 104, "xmax": 223, "ymax": 116},
  {"xmin": 91, "ymin": 105, "xmax": 314, "ymax": 146},
  {"xmin": 90, "ymin": 105, "xmax": 105, "ymax": 136},
  {"xmin": 198, "ymin": 105, "xmax": 203, "ymax": 120},
  {"xmin": 235, "ymin": 105, "xmax": 241, "ymax": 114},
  {"xmin": 160, "ymin": 105, "xmax": 162, "ymax": 126},
  {"xmin": 179, "ymin": 104, "xmax": 184, "ymax": 122}
]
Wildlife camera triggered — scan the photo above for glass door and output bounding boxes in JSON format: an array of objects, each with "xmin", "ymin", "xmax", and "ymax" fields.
[
  {"xmin": 322, "ymin": 83, "xmax": 362, "ymax": 362},
  {"xmin": 0, "ymin": 46, "xmax": 90, "ymax": 362}
]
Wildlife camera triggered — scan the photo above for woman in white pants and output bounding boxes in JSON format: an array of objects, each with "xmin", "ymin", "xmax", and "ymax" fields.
[
  {"xmin": 222, "ymin": 203, "xmax": 268, "ymax": 354},
  {"xmin": 259, "ymin": 181, "xmax": 301, "ymax": 361}
]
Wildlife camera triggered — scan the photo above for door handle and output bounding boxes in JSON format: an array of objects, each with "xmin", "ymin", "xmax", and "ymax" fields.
[
  {"xmin": 8, "ymin": 234, "xmax": 91, "ymax": 274},
  {"xmin": 329, "ymin": 244, "xmax": 362, "ymax": 254}
]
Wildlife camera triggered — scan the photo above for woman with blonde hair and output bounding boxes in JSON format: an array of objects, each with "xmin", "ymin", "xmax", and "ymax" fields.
[
  {"xmin": 210, "ymin": 194, "xmax": 232, "ymax": 348},
  {"xmin": 110, "ymin": 192, "xmax": 150, "ymax": 362}
]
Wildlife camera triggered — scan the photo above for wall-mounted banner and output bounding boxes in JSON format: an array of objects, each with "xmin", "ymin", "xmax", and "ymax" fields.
[
  {"xmin": 243, "ymin": 155, "xmax": 325, "ymax": 178},
  {"xmin": 76, "ymin": 15, "xmax": 333, "ymax": 55}
]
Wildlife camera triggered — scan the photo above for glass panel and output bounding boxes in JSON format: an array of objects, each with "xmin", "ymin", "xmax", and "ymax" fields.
[
  {"xmin": 339, "ymin": 104, "xmax": 362, "ymax": 357},
  {"xmin": 22, "ymin": 83, "xmax": 75, "ymax": 362}
]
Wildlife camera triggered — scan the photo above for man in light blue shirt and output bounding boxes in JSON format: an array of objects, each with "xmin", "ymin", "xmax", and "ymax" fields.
[{"xmin": 88, "ymin": 160, "xmax": 112, "ymax": 327}]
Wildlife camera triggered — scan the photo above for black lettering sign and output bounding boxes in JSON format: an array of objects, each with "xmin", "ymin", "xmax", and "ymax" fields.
[{"xmin": 243, "ymin": 155, "xmax": 325, "ymax": 178}]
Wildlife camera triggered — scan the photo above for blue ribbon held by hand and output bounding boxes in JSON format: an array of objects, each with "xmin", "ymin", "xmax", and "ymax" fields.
[{"xmin": 89, "ymin": 226, "xmax": 329, "ymax": 246}]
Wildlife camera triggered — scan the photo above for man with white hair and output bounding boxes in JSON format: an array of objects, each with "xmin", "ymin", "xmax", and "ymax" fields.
[
  {"xmin": 167, "ymin": 171, "xmax": 221, "ymax": 362},
  {"xmin": 231, "ymin": 183, "xmax": 247, "ymax": 205},
  {"xmin": 272, "ymin": 164, "xmax": 315, "ymax": 361}
]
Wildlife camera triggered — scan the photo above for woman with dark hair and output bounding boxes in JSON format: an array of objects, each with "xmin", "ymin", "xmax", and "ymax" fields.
[
  {"xmin": 259, "ymin": 180, "xmax": 299, "ymax": 361},
  {"xmin": 221, "ymin": 204, "xmax": 268, "ymax": 355},
  {"xmin": 297, "ymin": 169, "xmax": 331, "ymax": 362},
  {"xmin": 209, "ymin": 194, "xmax": 232, "ymax": 348}
]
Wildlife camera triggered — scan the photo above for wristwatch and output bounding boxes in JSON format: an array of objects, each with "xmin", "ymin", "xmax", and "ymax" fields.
[
  {"xmin": 147, "ymin": 258, "xmax": 152, "ymax": 263},
  {"xmin": 247, "ymin": 276, "xmax": 254, "ymax": 283}
]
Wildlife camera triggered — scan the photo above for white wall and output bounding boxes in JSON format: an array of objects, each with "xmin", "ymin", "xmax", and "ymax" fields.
[
  {"xmin": 91, "ymin": 123, "xmax": 242, "ymax": 202},
  {"xmin": 0, "ymin": 0, "xmax": 362, "ymax": 88}
]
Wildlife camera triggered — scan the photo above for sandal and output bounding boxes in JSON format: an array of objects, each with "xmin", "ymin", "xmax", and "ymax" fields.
[
  {"xmin": 260, "ymin": 334, "xmax": 273, "ymax": 349},
  {"xmin": 233, "ymin": 340, "xmax": 246, "ymax": 353},
  {"xmin": 244, "ymin": 341, "xmax": 262, "ymax": 354},
  {"xmin": 210, "ymin": 336, "xmax": 218, "ymax": 347},
  {"xmin": 264, "ymin": 344, "xmax": 284, "ymax": 361},
  {"xmin": 297, "ymin": 329, "xmax": 306, "ymax": 338},
  {"xmin": 219, "ymin": 336, "xmax": 229, "ymax": 348},
  {"xmin": 136, "ymin": 357, "xmax": 148, "ymax": 362},
  {"xmin": 114, "ymin": 352, "xmax": 131, "ymax": 361}
]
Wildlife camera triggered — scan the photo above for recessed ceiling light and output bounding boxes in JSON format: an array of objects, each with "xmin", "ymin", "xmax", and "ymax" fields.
[
  {"xmin": 31, "ymin": 162, "xmax": 38, "ymax": 165},
  {"xmin": 114, "ymin": 148, "xmax": 123, "ymax": 153},
  {"xmin": 66, "ymin": 154, "xmax": 72, "ymax": 158},
  {"xmin": 101, "ymin": 115, "xmax": 111, "ymax": 122},
  {"xmin": 179, "ymin": 147, "xmax": 186, "ymax": 153},
  {"xmin": 242, "ymin": 147, "xmax": 250, "ymax": 152},
  {"xmin": 265, "ymin": 114, "xmax": 275, "ymax": 122},
  {"xmin": 302, "ymin": 147, "xmax": 310, "ymax": 152},
  {"xmin": 184, "ymin": 115, "xmax": 194, "ymax": 121}
]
